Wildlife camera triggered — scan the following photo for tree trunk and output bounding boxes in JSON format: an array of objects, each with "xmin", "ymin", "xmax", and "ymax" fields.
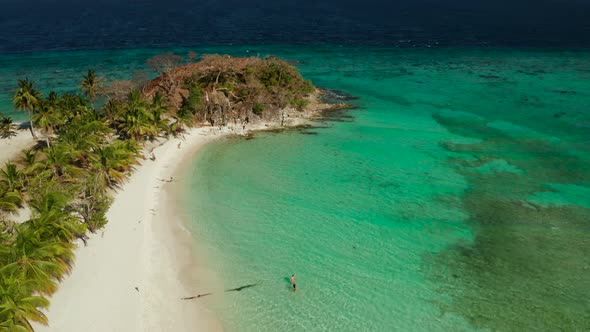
[
  {"xmin": 27, "ymin": 109, "xmax": 37, "ymax": 139},
  {"xmin": 45, "ymin": 128, "xmax": 51, "ymax": 147}
]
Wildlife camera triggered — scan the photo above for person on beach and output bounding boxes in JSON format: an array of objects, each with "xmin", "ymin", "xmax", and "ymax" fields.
[{"xmin": 290, "ymin": 274, "xmax": 296, "ymax": 291}]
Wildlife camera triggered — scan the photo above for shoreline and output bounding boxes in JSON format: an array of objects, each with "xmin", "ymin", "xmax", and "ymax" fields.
[
  {"xmin": 33, "ymin": 127, "xmax": 226, "ymax": 331},
  {"xmin": 138, "ymin": 127, "xmax": 225, "ymax": 331}
]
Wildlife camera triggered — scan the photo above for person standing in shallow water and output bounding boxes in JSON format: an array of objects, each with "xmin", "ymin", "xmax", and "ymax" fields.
[{"xmin": 290, "ymin": 275, "xmax": 296, "ymax": 291}]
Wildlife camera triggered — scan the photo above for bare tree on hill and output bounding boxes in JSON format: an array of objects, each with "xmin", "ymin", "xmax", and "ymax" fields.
[
  {"xmin": 146, "ymin": 52, "xmax": 184, "ymax": 94},
  {"xmin": 103, "ymin": 80, "xmax": 136, "ymax": 101}
]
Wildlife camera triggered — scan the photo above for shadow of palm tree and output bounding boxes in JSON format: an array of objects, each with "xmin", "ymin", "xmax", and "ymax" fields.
[
  {"xmin": 17, "ymin": 121, "xmax": 31, "ymax": 130},
  {"xmin": 32, "ymin": 140, "xmax": 48, "ymax": 151}
]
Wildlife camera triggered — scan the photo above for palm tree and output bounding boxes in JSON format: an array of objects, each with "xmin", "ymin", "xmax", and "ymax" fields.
[
  {"xmin": 1, "ymin": 217, "xmax": 76, "ymax": 293},
  {"xmin": 28, "ymin": 188, "xmax": 70, "ymax": 216},
  {"xmin": 103, "ymin": 99, "xmax": 124, "ymax": 126},
  {"xmin": 13, "ymin": 79, "xmax": 41, "ymax": 139},
  {"xmin": 0, "ymin": 277, "xmax": 49, "ymax": 331},
  {"xmin": 0, "ymin": 114, "xmax": 17, "ymax": 139},
  {"xmin": 58, "ymin": 118, "xmax": 106, "ymax": 146},
  {"xmin": 19, "ymin": 149, "xmax": 41, "ymax": 178},
  {"xmin": 81, "ymin": 69, "xmax": 103, "ymax": 107},
  {"xmin": 0, "ymin": 163, "xmax": 24, "ymax": 194},
  {"xmin": 91, "ymin": 141, "xmax": 139, "ymax": 189},
  {"xmin": 0, "ymin": 165, "xmax": 24, "ymax": 216},
  {"xmin": 150, "ymin": 91, "xmax": 169, "ymax": 135},
  {"xmin": 26, "ymin": 189, "xmax": 87, "ymax": 243},
  {"xmin": 29, "ymin": 211, "xmax": 84, "ymax": 246},
  {"xmin": 118, "ymin": 90, "xmax": 157, "ymax": 141},
  {"xmin": 56, "ymin": 117, "xmax": 112, "ymax": 170},
  {"xmin": 38, "ymin": 145, "xmax": 86, "ymax": 182},
  {"xmin": 57, "ymin": 94, "xmax": 90, "ymax": 123},
  {"xmin": 0, "ymin": 190, "xmax": 21, "ymax": 215},
  {"xmin": 0, "ymin": 239, "xmax": 64, "ymax": 296},
  {"xmin": 173, "ymin": 104, "xmax": 193, "ymax": 135},
  {"xmin": 32, "ymin": 100, "xmax": 62, "ymax": 148}
]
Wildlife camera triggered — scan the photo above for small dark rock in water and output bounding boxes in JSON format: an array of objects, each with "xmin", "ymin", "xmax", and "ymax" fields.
[
  {"xmin": 479, "ymin": 74, "xmax": 503, "ymax": 79},
  {"xmin": 352, "ymin": 246, "xmax": 357, "ymax": 249},
  {"xmin": 553, "ymin": 112, "xmax": 567, "ymax": 118},
  {"xmin": 554, "ymin": 90, "xmax": 576, "ymax": 94},
  {"xmin": 135, "ymin": 287, "xmax": 139, "ymax": 292},
  {"xmin": 452, "ymin": 274, "xmax": 459, "ymax": 278},
  {"xmin": 320, "ymin": 89, "xmax": 358, "ymax": 103}
]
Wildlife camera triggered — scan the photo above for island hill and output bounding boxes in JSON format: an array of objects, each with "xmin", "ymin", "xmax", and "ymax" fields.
[
  {"xmin": 105, "ymin": 53, "xmax": 342, "ymax": 136},
  {"xmin": 0, "ymin": 53, "xmax": 346, "ymax": 331}
]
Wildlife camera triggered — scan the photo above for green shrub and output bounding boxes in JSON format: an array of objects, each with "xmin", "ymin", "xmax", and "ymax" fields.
[
  {"xmin": 259, "ymin": 62, "xmax": 294, "ymax": 89},
  {"xmin": 253, "ymin": 103, "xmax": 264, "ymax": 115},
  {"xmin": 301, "ymin": 79, "xmax": 315, "ymax": 94},
  {"xmin": 181, "ymin": 82, "xmax": 203, "ymax": 114},
  {"xmin": 291, "ymin": 98, "xmax": 309, "ymax": 110}
]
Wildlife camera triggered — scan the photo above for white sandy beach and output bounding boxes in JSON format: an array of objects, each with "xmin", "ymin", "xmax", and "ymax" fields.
[
  {"xmin": 0, "ymin": 129, "xmax": 35, "ymax": 165},
  {"xmin": 32, "ymin": 127, "xmax": 226, "ymax": 332}
]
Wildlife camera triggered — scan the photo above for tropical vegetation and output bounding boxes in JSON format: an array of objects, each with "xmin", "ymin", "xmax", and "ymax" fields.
[
  {"xmin": 0, "ymin": 114, "xmax": 17, "ymax": 139},
  {"xmin": 0, "ymin": 53, "xmax": 317, "ymax": 330}
]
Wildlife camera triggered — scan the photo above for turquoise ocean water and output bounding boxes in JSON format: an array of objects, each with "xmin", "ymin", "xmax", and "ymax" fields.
[{"xmin": 2, "ymin": 47, "xmax": 590, "ymax": 330}]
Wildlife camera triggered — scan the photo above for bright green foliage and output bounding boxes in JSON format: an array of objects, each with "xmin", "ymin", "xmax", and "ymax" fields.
[
  {"xmin": 149, "ymin": 91, "xmax": 169, "ymax": 134},
  {"xmin": 19, "ymin": 149, "xmax": 40, "ymax": 179},
  {"xmin": 0, "ymin": 163, "xmax": 24, "ymax": 194},
  {"xmin": 118, "ymin": 90, "xmax": 158, "ymax": 141},
  {"xmin": 91, "ymin": 141, "xmax": 139, "ymax": 189},
  {"xmin": 172, "ymin": 83, "xmax": 203, "ymax": 134},
  {"xmin": 0, "ymin": 191, "xmax": 21, "ymax": 215},
  {"xmin": 0, "ymin": 277, "xmax": 49, "ymax": 331},
  {"xmin": 28, "ymin": 189, "xmax": 71, "ymax": 217},
  {"xmin": 56, "ymin": 94, "xmax": 90, "ymax": 122},
  {"xmin": 172, "ymin": 105, "xmax": 193, "ymax": 135},
  {"xmin": 38, "ymin": 145, "xmax": 86, "ymax": 182},
  {"xmin": 58, "ymin": 116, "xmax": 109, "ymax": 148},
  {"xmin": 1, "ymin": 232, "xmax": 70, "ymax": 296},
  {"xmin": 182, "ymin": 83, "xmax": 203, "ymax": 113}
]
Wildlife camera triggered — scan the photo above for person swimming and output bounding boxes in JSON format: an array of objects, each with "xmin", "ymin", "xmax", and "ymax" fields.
[{"xmin": 290, "ymin": 274, "xmax": 296, "ymax": 291}]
